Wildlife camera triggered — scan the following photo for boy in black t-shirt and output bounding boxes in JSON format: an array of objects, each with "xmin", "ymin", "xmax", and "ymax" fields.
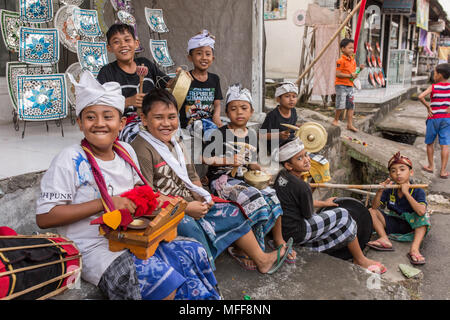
[
  {"xmin": 260, "ymin": 82, "xmax": 299, "ymax": 153},
  {"xmin": 180, "ymin": 30, "xmax": 223, "ymax": 140},
  {"xmin": 97, "ymin": 23, "xmax": 173, "ymax": 143},
  {"xmin": 274, "ymin": 138, "xmax": 386, "ymax": 274}
]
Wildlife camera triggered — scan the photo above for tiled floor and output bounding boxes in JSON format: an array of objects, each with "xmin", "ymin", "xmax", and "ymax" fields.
[{"xmin": 0, "ymin": 119, "xmax": 83, "ymax": 179}]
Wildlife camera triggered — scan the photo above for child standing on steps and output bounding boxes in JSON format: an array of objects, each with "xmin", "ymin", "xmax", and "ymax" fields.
[
  {"xmin": 418, "ymin": 63, "xmax": 450, "ymax": 179},
  {"xmin": 332, "ymin": 38, "xmax": 364, "ymax": 132}
]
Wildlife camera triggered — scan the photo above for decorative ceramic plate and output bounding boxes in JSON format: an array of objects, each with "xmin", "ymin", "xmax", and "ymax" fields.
[
  {"xmin": 19, "ymin": 27, "xmax": 59, "ymax": 64},
  {"xmin": 0, "ymin": 9, "xmax": 23, "ymax": 52},
  {"xmin": 145, "ymin": 8, "xmax": 169, "ymax": 33},
  {"xmin": 19, "ymin": 0, "xmax": 54, "ymax": 23},
  {"xmin": 54, "ymin": 5, "xmax": 84, "ymax": 53},
  {"xmin": 77, "ymin": 40, "xmax": 108, "ymax": 75},
  {"xmin": 117, "ymin": 10, "xmax": 135, "ymax": 25},
  {"xmin": 73, "ymin": 8, "xmax": 102, "ymax": 37},
  {"xmin": 65, "ymin": 62, "xmax": 82, "ymax": 106},
  {"xmin": 17, "ymin": 73, "xmax": 67, "ymax": 121},
  {"xmin": 60, "ymin": 0, "xmax": 84, "ymax": 6},
  {"xmin": 7, "ymin": 62, "xmax": 57, "ymax": 111},
  {"xmin": 150, "ymin": 39, "xmax": 174, "ymax": 68}
]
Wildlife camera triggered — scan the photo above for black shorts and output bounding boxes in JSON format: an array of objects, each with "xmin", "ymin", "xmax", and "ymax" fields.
[{"xmin": 381, "ymin": 210, "xmax": 413, "ymax": 235}]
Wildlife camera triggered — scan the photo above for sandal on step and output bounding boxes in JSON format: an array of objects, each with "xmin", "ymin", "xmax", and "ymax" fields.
[
  {"xmin": 227, "ymin": 247, "xmax": 256, "ymax": 271},
  {"xmin": 366, "ymin": 240, "xmax": 394, "ymax": 251},
  {"xmin": 266, "ymin": 238, "xmax": 293, "ymax": 275},
  {"xmin": 267, "ymin": 240, "xmax": 296, "ymax": 264},
  {"xmin": 407, "ymin": 252, "xmax": 426, "ymax": 265}
]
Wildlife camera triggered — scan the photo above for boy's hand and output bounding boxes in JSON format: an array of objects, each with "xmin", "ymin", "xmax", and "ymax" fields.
[
  {"xmin": 359, "ymin": 64, "xmax": 365, "ymax": 70},
  {"xmin": 400, "ymin": 182, "xmax": 411, "ymax": 194},
  {"xmin": 447, "ymin": 106, "xmax": 450, "ymax": 114},
  {"xmin": 280, "ymin": 130, "xmax": 291, "ymax": 140},
  {"xmin": 112, "ymin": 196, "xmax": 137, "ymax": 214},
  {"xmin": 186, "ymin": 201, "xmax": 209, "ymax": 220},
  {"xmin": 427, "ymin": 107, "xmax": 434, "ymax": 118},
  {"xmin": 230, "ymin": 154, "xmax": 245, "ymax": 167},
  {"xmin": 126, "ymin": 93, "xmax": 146, "ymax": 108},
  {"xmin": 351, "ymin": 72, "xmax": 358, "ymax": 79},
  {"xmin": 323, "ymin": 197, "xmax": 339, "ymax": 207}
]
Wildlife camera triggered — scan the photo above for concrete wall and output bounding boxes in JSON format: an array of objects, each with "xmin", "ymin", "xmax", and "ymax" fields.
[{"xmin": 264, "ymin": 0, "xmax": 312, "ymax": 80}]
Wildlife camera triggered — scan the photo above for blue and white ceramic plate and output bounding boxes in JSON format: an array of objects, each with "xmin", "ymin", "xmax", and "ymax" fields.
[
  {"xmin": 144, "ymin": 8, "xmax": 169, "ymax": 33},
  {"xmin": 7, "ymin": 62, "xmax": 57, "ymax": 111},
  {"xmin": 19, "ymin": 27, "xmax": 59, "ymax": 64},
  {"xmin": 17, "ymin": 73, "xmax": 67, "ymax": 121},
  {"xmin": 19, "ymin": 0, "xmax": 53, "ymax": 23},
  {"xmin": 149, "ymin": 39, "xmax": 174, "ymax": 68},
  {"xmin": 0, "ymin": 9, "xmax": 23, "ymax": 52},
  {"xmin": 73, "ymin": 8, "xmax": 102, "ymax": 37},
  {"xmin": 77, "ymin": 40, "xmax": 108, "ymax": 75}
]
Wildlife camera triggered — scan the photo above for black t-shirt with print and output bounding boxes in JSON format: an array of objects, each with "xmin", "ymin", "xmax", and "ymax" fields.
[
  {"xmin": 260, "ymin": 106, "xmax": 298, "ymax": 153},
  {"xmin": 204, "ymin": 125, "xmax": 258, "ymax": 183},
  {"xmin": 273, "ymin": 169, "xmax": 313, "ymax": 243},
  {"xmin": 179, "ymin": 71, "xmax": 223, "ymax": 129},
  {"xmin": 97, "ymin": 57, "xmax": 169, "ymax": 114}
]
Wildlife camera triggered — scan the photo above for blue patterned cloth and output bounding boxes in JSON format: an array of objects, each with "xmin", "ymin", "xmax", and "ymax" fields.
[
  {"xmin": 177, "ymin": 202, "xmax": 252, "ymax": 270},
  {"xmin": 211, "ymin": 176, "xmax": 283, "ymax": 250},
  {"xmin": 133, "ymin": 238, "xmax": 220, "ymax": 300}
]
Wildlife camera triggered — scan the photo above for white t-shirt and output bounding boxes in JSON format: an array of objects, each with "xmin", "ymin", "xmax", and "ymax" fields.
[{"xmin": 36, "ymin": 142, "xmax": 143, "ymax": 286}]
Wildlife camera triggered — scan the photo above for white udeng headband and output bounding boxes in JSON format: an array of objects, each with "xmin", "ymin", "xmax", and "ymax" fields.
[
  {"xmin": 225, "ymin": 83, "xmax": 253, "ymax": 106},
  {"xmin": 279, "ymin": 138, "xmax": 305, "ymax": 162},
  {"xmin": 187, "ymin": 29, "xmax": 215, "ymax": 53},
  {"xmin": 68, "ymin": 71, "xmax": 125, "ymax": 116},
  {"xmin": 275, "ymin": 81, "xmax": 299, "ymax": 98}
]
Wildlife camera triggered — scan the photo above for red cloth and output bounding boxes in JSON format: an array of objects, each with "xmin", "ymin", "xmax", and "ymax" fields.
[
  {"xmin": 354, "ymin": 0, "xmax": 367, "ymax": 53},
  {"xmin": 0, "ymin": 226, "xmax": 17, "ymax": 236}
]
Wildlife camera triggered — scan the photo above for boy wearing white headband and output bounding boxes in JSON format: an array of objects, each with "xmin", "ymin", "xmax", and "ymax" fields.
[
  {"xmin": 132, "ymin": 88, "xmax": 293, "ymax": 275},
  {"xmin": 36, "ymin": 71, "xmax": 221, "ymax": 300},
  {"xmin": 179, "ymin": 29, "xmax": 224, "ymax": 139},
  {"xmin": 203, "ymin": 84, "xmax": 296, "ymax": 269},
  {"xmin": 274, "ymin": 137, "xmax": 387, "ymax": 274},
  {"xmin": 260, "ymin": 81, "xmax": 299, "ymax": 153}
]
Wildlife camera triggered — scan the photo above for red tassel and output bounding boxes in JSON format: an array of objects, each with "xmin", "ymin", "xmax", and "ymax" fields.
[{"xmin": 120, "ymin": 185, "xmax": 160, "ymax": 217}]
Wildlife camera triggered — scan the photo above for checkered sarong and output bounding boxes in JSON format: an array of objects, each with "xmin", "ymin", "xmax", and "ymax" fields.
[
  {"xmin": 98, "ymin": 251, "xmax": 142, "ymax": 300},
  {"xmin": 299, "ymin": 207, "xmax": 357, "ymax": 252}
]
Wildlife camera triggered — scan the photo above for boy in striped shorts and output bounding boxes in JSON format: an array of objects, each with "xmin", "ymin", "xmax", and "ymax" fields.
[
  {"xmin": 274, "ymin": 137, "xmax": 386, "ymax": 274},
  {"xmin": 419, "ymin": 63, "xmax": 450, "ymax": 179}
]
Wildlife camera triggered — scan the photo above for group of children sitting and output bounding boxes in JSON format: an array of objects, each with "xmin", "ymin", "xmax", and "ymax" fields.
[{"xmin": 35, "ymin": 23, "xmax": 432, "ymax": 300}]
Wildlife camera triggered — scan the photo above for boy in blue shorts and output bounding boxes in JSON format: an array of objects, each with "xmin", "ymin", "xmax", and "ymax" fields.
[
  {"xmin": 418, "ymin": 63, "xmax": 450, "ymax": 179},
  {"xmin": 367, "ymin": 152, "xmax": 430, "ymax": 265}
]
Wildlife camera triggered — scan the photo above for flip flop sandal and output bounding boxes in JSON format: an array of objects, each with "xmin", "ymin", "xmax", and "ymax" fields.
[
  {"xmin": 366, "ymin": 240, "xmax": 395, "ymax": 251},
  {"xmin": 407, "ymin": 252, "xmax": 426, "ymax": 265},
  {"xmin": 227, "ymin": 247, "xmax": 257, "ymax": 271},
  {"xmin": 267, "ymin": 240, "xmax": 296, "ymax": 264},
  {"xmin": 422, "ymin": 166, "xmax": 434, "ymax": 173},
  {"xmin": 368, "ymin": 263, "xmax": 387, "ymax": 274},
  {"xmin": 267, "ymin": 237, "xmax": 293, "ymax": 275},
  {"xmin": 439, "ymin": 174, "xmax": 449, "ymax": 179}
]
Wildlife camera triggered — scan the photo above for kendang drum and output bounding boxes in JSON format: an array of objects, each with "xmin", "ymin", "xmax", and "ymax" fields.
[
  {"xmin": 0, "ymin": 228, "xmax": 82, "ymax": 300},
  {"xmin": 319, "ymin": 197, "xmax": 373, "ymax": 260}
]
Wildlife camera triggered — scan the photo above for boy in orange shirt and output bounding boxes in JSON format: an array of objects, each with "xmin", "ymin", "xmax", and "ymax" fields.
[{"xmin": 332, "ymin": 39, "xmax": 363, "ymax": 132}]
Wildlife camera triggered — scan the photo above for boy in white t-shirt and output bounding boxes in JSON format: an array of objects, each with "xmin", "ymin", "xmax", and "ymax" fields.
[{"xmin": 36, "ymin": 71, "xmax": 220, "ymax": 300}]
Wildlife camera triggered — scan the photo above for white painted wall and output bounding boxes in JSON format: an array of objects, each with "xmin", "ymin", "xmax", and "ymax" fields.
[{"xmin": 264, "ymin": 0, "xmax": 313, "ymax": 80}]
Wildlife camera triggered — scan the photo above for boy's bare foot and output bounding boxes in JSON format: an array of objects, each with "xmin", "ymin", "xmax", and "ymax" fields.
[
  {"xmin": 331, "ymin": 120, "xmax": 339, "ymax": 126},
  {"xmin": 422, "ymin": 165, "xmax": 434, "ymax": 173},
  {"xmin": 439, "ymin": 171, "xmax": 449, "ymax": 179},
  {"xmin": 347, "ymin": 125, "xmax": 358, "ymax": 132},
  {"xmin": 354, "ymin": 257, "xmax": 386, "ymax": 274}
]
